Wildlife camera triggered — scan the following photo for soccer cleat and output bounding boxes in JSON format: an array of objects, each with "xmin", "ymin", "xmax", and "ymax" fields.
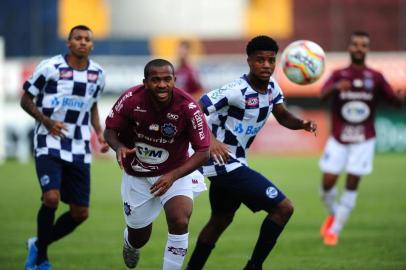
[
  {"xmin": 25, "ymin": 237, "xmax": 38, "ymax": 270},
  {"xmin": 35, "ymin": 260, "xmax": 52, "ymax": 270},
  {"xmin": 320, "ymin": 215, "xmax": 335, "ymax": 237},
  {"xmin": 123, "ymin": 240, "xmax": 140, "ymax": 268},
  {"xmin": 323, "ymin": 231, "xmax": 339, "ymax": 246}
]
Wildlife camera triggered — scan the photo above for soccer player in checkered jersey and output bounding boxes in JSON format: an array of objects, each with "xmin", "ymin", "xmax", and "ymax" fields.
[
  {"xmin": 104, "ymin": 59, "xmax": 210, "ymax": 269},
  {"xmin": 21, "ymin": 25, "xmax": 109, "ymax": 270},
  {"xmin": 319, "ymin": 31, "xmax": 404, "ymax": 246},
  {"xmin": 186, "ymin": 35, "xmax": 317, "ymax": 270}
]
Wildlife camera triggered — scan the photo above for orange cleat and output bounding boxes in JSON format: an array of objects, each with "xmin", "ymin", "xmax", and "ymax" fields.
[
  {"xmin": 324, "ymin": 231, "xmax": 339, "ymax": 246},
  {"xmin": 320, "ymin": 215, "xmax": 335, "ymax": 237}
]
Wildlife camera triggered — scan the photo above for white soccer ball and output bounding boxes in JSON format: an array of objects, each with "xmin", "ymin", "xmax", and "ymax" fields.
[{"xmin": 280, "ymin": 40, "xmax": 326, "ymax": 85}]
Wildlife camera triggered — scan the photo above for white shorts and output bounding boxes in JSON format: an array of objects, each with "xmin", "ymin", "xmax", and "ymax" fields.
[
  {"xmin": 319, "ymin": 136, "xmax": 376, "ymax": 176},
  {"xmin": 121, "ymin": 170, "xmax": 206, "ymax": 229}
]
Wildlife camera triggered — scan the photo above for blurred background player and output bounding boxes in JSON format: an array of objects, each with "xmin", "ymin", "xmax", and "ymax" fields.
[
  {"xmin": 21, "ymin": 25, "xmax": 109, "ymax": 270},
  {"xmin": 175, "ymin": 40, "xmax": 204, "ymax": 100},
  {"xmin": 186, "ymin": 35, "xmax": 317, "ymax": 270},
  {"xmin": 319, "ymin": 31, "xmax": 404, "ymax": 246},
  {"xmin": 104, "ymin": 59, "xmax": 210, "ymax": 269}
]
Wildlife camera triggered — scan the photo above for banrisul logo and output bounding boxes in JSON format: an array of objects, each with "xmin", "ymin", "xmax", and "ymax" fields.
[{"xmin": 135, "ymin": 142, "xmax": 169, "ymax": 164}]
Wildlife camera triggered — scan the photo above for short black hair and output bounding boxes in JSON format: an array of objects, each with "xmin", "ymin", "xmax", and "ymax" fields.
[
  {"xmin": 68, "ymin": 25, "xmax": 92, "ymax": 40},
  {"xmin": 351, "ymin": 30, "xmax": 369, "ymax": 38},
  {"xmin": 144, "ymin": 59, "xmax": 175, "ymax": 78},
  {"xmin": 246, "ymin": 35, "xmax": 279, "ymax": 56}
]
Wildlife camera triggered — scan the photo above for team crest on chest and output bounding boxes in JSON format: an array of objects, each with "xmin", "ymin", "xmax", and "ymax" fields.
[{"xmin": 161, "ymin": 123, "xmax": 177, "ymax": 137}]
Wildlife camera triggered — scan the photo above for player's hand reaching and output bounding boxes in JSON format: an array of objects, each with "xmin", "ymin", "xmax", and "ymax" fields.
[
  {"xmin": 115, "ymin": 146, "xmax": 136, "ymax": 169},
  {"xmin": 150, "ymin": 173, "xmax": 175, "ymax": 197},
  {"xmin": 334, "ymin": 79, "xmax": 352, "ymax": 91},
  {"xmin": 97, "ymin": 132, "xmax": 110, "ymax": 153},
  {"xmin": 210, "ymin": 137, "xmax": 230, "ymax": 165},
  {"xmin": 43, "ymin": 118, "xmax": 68, "ymax": 138},
  {"xmin": 303, "ymin": 120, "xmax": 318, "ymax": 136}
]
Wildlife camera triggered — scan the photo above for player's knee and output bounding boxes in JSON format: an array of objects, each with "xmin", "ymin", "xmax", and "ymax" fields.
[
  {"xmin": 274, "ymin": 199, "xmax": 294, "ymax": 222},
  {"xmin": 211, "ymin": 213, "xmax": 234, "ymax": 230},
  {"xmin": 168, "ymin": 216, "xmax": 189, "ymax": 234},
  {"xmin": 70, "ymin": 208, "xmax": 89, "ymax": 222},
  {"xmin": 42, "ymin": 192, "xmax": 60, "ymax": 208}
]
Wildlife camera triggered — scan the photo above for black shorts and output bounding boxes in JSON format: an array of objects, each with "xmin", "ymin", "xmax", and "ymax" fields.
[
  {"xmin": 35, "ymin": 155, "xmax": 91, "ymax": 206},
  {"xmin": 208, "ymin": 166, "xmax": 286, "ymax": 214}
]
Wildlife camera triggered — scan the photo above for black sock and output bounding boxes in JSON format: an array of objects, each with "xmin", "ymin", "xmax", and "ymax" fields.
[
  {"xmin": 249, "ymin": 218, "xmax": 284, "ymax": 268},
  {"xmin": 49, "ymin": 211, "xmax": 82, "ymax": 244},
  {"xmin": 36, "ymin": 204, "xmax": 56, "ymax": 265},
  {"xmin": 186, "ymin": 240, "xmax": 215, "ymax": 270}
]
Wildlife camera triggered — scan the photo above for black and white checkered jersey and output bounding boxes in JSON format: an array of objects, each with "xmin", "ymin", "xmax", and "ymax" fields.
[
  {"xmin": 23, "ymin": 54, "xmax": 105, "ymax": 164},
  {"xmin": 199, "ymin": 74, "xmax": 284, "ymax": 177}
]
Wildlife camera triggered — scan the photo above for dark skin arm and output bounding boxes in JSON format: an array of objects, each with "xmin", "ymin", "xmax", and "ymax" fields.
[
  {"xmin": 90, "ymin": 103, "xmax": 109, "ymax": 153},
  {"xmin": 20, "ymin": 92, "xmax": 68, "ymax": 137},
  {"xmin": 272, "ymin": 103, "xmax": 317, "ymax": 133},
  {"xmin": 104, "ymin": 128, "xmax": 210, "ymax": 196}
]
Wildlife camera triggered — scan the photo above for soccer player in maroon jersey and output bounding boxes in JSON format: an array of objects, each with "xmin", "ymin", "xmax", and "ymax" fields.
[
  {"xmin": 319, "ymin": 31, "xmax": 404, "ymax": 245},
  {"xmin": 175, "ymin": 40, "xmax": 204, "ymax": 100},
  {"xmin": 104, "ymin": 59, "xmax": 210, "ymax": 269}
]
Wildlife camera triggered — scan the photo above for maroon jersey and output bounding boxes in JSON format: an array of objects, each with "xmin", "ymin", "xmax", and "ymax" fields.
[
  {"xmin": 175, "ymin": 64, "xmax": 202, "ymax": 94},
  {"xmin": 106, "ymin": 85, "xmax": 210, "ymax": 177},
  {"xmin": 322, "ymin": 65, "xmax": 398, "ymax": 144}
]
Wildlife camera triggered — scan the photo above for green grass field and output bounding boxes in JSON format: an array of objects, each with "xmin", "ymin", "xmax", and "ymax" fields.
[{"xmin": 1, "ymin": 153, "xmax": 405, "ymax": 270}]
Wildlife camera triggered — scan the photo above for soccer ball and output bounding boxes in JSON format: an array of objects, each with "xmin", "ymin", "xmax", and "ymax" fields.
[{"xmin": 280, "ymin": 40, "xmax": 326, "ymax": 85}]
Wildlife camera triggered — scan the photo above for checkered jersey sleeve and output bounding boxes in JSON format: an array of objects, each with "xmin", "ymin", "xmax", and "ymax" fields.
[
  {"xmin": 271, "ymin": 80, "xmax": 285, "ymax": 105},
  {"xmin": 199, "ymin": 82, "xmax": 242, "ymax": 115},
  {"xmin": 22, "ymin": 59, "xmax": 53, "ymax": 97}
]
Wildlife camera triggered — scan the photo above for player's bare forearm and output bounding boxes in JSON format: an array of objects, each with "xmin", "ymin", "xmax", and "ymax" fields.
[
  {"xmin": 20, "ymin": 92, "xmax": 47, "ymax": 124},
  {"xmin": 90, "ymin": 103, "xmax": 103, "ymax": 134},
  {"xmin": 273, "ymin": 103, "xmax": 304, "ymax": 130},
  {"xmin": 167, "ymin": 150, "xmax": 209, "ymax": 182},
  {"xmin": 104, "ymin": 129, "xmax": 124, "ymax": 152}
]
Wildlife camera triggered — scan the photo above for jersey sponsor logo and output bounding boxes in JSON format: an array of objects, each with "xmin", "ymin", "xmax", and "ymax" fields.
[
  {"xmin": 341, "ymin": 101, "xmax": 370, "ymax": 123},
  {"xmin": 266, "ymin": 187, "xmax": 278, "ymax": 199},
  {"xmin": 135, "ymin": 142, "xmax": 169, "ymax": 164},
  {"xmin": 40, "ymin": 175, "xmax": 50, "ymax": 186},
  {"xmin": 209, "ymin": 88, "xmax": 226, "ymax": 100},
  {"xmin": 124, "ymin": 202, "xmax": 131, "ymax": 216},
  {"xmin": 115, "ymin": 91, "xmax": 133, "ymax": 112},
  {"xmin": 193, "ymin": 111, "xmax": 206, "ymax": 140},
  {"xmin": 340, "ymin": 125, "xmax": 366, "ymax": 143},
  {"xmin": 188, "ymin": 102, "xmax": 197, "ymax": 109},
  {"xmin": 108, "ymin": 110, "xmax": 114, "ymax": 118},
  {"xmin": 233, "ymin": 123, "xmax": 261, "ymax": 135},
  {"xmin": 51, "ymin": 96, "xmax": 87, "ymax": 109},
  {"xmin": 339, "ymin": 91, "xmax": 373, "ymax": 101},
  {"xmin": 167, "ymin": 112, "xmax": 179, "ymax": 120},
  {"xmin": 245, "ymin": 97, "xmax": 259, "ymax": 107},
  {"xmin": 87, "ymin": 71, "xmax": 99, "ymax": 83},
  {"xmin": 59, "ymin": 68, "xmax": 73, "ymax": 80},
  {"xmin": 136, "ymin": 133, "xmax": 174, "ymax": 144},
  {"xmin": 161, "ymin": 123, "xmax": 177, "ymax": 138},
  {"xmin": 149, "ymin": 124, "xmax": 159, "ymax": 131},
  {"xmin": 167, "ymin": 246, "xmax": 187, "ymax": 256},
  {"xmin": 134, "ymin": 106, "xmax": 147, "ymax": 112},
  {"xmin": 353, "ymin": 79, "xmax": 363, "ymax": 88}
]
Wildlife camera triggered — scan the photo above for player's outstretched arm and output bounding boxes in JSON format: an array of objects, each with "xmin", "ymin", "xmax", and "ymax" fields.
[
  {"xmin": 150, "ymin": 149, "xmax": 209, "ymax": 197},
  {"xmin": 90, "ymin": 103, "xmax": 109, "ymax": 153},
  {"xmin": 104, "ymin": 129, "xmax": 135, "ymax": 169},
  {"xmin": 20, "ymin": 92, "xmax": 67, "ymax": 138},
  {"xmin": 272, "ymin": 103, "xmax": 317, "ymax": 135}
]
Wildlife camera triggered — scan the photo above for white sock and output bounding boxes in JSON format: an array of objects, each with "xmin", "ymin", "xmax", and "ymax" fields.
[
  {"xmin": 163, "ymin": 233, "xmax": 189, "ymax": 270},
  {"xmin": 320, "ymin": 186, "xmax": 338, "ymax": 215},
  {"xmin": 330, "ymin": 190, "xmax": 358, "ymax": 235},
  {"xmin": 124, "ymin": 227, "xmax": 135, "ymax": 249}
]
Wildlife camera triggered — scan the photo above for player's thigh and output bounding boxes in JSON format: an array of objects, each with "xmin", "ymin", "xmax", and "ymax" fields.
[
  {"xmin": 319, "ymin": 137, "xmax": 348, "ymax": 174},
  {"xmin": 122, "ymin": 173, "xmax": 162, "ymax": 229},
  {"xmin": 61, "ymin": 161, "xmax": 90, "ymax": 207},
  {"xmin": 231, "ymin": 166, "xmax": 286, "ymax": 212},
  {"xmin": 346, "ymin": 138, "xmax": 376, "ymax": 176},
  {"xmin": 208, "ymin": 176, "xmax": 241, "ymax": 216},
  {"xmin": 35, "ymin": 155, "xmax": 63, "ymax": 193}
]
